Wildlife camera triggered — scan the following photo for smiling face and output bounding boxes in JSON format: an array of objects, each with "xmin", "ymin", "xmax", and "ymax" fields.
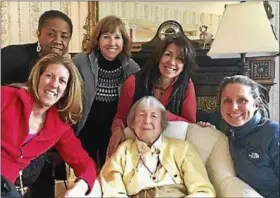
[
  {"xmin": 220, "ymin": 83, "xmax": 258, "ymax": 127},
  {"xmin": 158, "ymin": 43, "xmax": 185, "ymax": 80},
  {"xmin": 38, "ymin": 63, "xmax": 70, "ymax": 108},
  {"xmin": 132, "ymin": 105, "xmax": 163, "ymax": 145},
  {"xmin": 98, "ymin": 28, "xmax": 123, "ymax": 61},
  {"xmin": 37, "ymin": 18, "xmax": 71, "ymax": 56}
]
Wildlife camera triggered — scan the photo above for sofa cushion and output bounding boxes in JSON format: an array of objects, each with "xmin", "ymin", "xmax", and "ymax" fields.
[
  {"xmin": 187, "ymin": 123, "xmax": 222, "ymax": 164},
  {"xmin": 162, "ymin": 121, "xmax": 189, "ymax": 140}
]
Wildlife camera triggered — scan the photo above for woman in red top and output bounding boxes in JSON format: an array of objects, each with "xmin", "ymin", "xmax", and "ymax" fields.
[
  {"xmin": 107, "ymin": 35, "xmax": 198, "ymax": 156},
  {"xmin": 1, "ymin": 54, "xmax": 99, "ymax": 197}
]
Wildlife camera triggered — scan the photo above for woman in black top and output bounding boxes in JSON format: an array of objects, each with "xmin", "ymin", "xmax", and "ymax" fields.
[
  {"xmin": 73, "ymin": 15, "xmax": 140, "ymax": 169},
  {"xmin": 1, "ymin": 10, "xmax": 72, "ymax": 85}
]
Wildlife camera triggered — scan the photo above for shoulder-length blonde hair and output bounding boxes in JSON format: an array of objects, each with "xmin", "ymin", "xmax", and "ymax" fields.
[
  {"xmin": 27, "ymin": 53, "xmax": 83, "ymax": 124},
  {"xmin": 86, "ymin": 15, "xmax": 131, "ymax": 58}
]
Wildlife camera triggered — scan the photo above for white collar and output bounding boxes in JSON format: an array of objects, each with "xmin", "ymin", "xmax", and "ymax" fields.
[{"xmin": 136, "ymin": 135, "xmax": 162, "ymax": 155}]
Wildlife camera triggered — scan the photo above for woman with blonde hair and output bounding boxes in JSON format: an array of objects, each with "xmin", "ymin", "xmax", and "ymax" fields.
[
  {"xmin": 73, "ymin": 15, "xmax": 140, "ymax": 168},
  {"xmin": 1, "ymin": 10, "xmax": 74, "ymax": 197},
  {"xmin": 1, "ymin": 54, "xmax": 99, "ymax": 197}
]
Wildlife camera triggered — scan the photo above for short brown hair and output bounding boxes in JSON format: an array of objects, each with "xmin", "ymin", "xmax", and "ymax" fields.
[
  {"xmin": 27, "ymin": 53, "xmax": 83, "ymax": 124},
  {"xmin": 86, "ymin": 15, "xmax": 131, "ymax": 58}
]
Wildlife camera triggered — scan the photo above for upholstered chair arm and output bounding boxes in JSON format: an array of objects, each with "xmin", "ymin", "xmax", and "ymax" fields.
[
  {"xmin": 206, "ymin": 132, "xmax": 262, "ymax": 197},
  {"xmin": 219, "ymin": 176, "xmax": 263, "ymax": 197}
]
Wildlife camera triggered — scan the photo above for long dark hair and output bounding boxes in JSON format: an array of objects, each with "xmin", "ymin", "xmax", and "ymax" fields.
[{"xmin": 141, "ymin": 35, "xmax": 198, "ymax": 115}]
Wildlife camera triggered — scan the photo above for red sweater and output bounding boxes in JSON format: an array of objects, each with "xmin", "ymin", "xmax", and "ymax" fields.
[
  {"xmin": 112, "ymin": 75, "xmax": 197, "ymax": 130},
  {"xmin": 1, "ymin": 86, "xmax": 97, "ymax": 192}
]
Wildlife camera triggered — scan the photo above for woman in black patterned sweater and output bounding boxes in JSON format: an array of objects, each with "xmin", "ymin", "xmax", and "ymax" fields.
[{"xmin": 73, "ymin": 15, "xmax": 140, "ymax": 168}]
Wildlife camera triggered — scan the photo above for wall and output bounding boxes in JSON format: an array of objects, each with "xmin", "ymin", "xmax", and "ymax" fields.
[
  {"xmin": 1, "ymin": 1, "xmax": 88, "ymax": 53},
  {"xmin": 268, "ymin": 1, "xmax": 279, "ymax": 121},
  {"xmin": 0, "ymin": 2, "xmax": 235, "ymax": 48},
  {"xmin": 98, "ymin": 2, "xmax": 229, "ymax": 41}
]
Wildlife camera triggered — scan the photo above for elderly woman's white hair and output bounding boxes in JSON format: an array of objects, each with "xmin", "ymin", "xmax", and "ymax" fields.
[{"xmin": 126, "ymin": 96, "xmax": 168, "ymax": 130}]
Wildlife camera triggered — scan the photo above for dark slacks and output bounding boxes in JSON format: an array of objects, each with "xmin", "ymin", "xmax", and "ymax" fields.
[
  {"xmin": 28, "ymin": 152, "xmax": 67, "ymax": 198},
  {"xmin": 28, "ymin": 164, "xmax": 55, "ymax": 198}
]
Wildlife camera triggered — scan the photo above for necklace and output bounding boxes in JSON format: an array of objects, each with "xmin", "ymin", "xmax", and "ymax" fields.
[
  {"xmin": 136, "ymin": 146, "xmax": 161, "ymax": 181},
  {"xmin": 138, "ymin": 155, "xmax": 161, "ymax": 181},
  {"xmin": 154, "ymin": 86, "xmax": 166, "ymax": 96},
  {"xmin": 154, "ymin": 78, "xmax": 173, "ymax": 96}
]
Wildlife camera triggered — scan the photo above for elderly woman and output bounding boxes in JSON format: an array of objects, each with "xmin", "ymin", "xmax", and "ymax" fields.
[
  {"xmin": 100, "ymin": 96, "xmax": 215, "ymax": 197},
  {"xmin": 217, "ymin": 75, "xmax": 279, "ymax": 198},
  {"xmin": 1, "ymin": 54, "xmax": 100, "ymax": 197}
]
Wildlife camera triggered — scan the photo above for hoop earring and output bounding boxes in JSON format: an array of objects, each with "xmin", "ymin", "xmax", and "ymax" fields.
[{"xmin": 37, "ymin": 42, "xmax": 41, "ymax": 52}]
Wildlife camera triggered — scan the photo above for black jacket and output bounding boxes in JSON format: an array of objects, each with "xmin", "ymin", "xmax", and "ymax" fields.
[
  {"xmin": 1, "ymin": 42, "xmax": 39, "ymax": 85},
  {"xmin": 228, "ymin": 112, "xmax": 279, "ymax": 198}
]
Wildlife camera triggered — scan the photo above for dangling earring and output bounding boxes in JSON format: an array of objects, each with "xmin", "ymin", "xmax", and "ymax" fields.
[{"xmin": 37, "ymin": 42, "xmax": 41, "ymax": 52}]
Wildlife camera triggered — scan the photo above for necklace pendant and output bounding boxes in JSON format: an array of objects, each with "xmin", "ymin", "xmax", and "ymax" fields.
[{"xmin": 151, "ymin": 175, "xmax": 157, "ymax": 181}]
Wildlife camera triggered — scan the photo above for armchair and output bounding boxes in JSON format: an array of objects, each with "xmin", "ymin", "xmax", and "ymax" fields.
[{"xmin": 124, "ymin": 121, "xmax": 263, "ymax": 197}]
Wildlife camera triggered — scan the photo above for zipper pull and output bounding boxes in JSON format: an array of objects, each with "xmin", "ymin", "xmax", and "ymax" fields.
[
  {"xmin": 230, "ymin": 129, "xmax": 235, "ymax": 139},
  {"xmin": 19, "ymin": 148, "xmax": 23, "ymax": 159},
  {"xmin": 18, "ymin": 170, "xmax": 24, "ymax": 195},
  {"xmin": 19, "ymin": 148, "xmax": 24, "ymax": 195}
]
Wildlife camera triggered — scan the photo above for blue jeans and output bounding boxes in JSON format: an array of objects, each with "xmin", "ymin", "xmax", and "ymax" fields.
[{"xmin": 1, "ymin": 175, "xmax": 22, "ymax": 197}]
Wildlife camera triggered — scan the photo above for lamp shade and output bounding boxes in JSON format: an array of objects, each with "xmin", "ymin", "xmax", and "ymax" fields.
[{"xmin": 208, "ymin": 2, "xmax": 279, "ymax": 58}]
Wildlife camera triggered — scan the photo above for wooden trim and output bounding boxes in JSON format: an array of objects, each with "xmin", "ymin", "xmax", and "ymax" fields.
[{"xmin": 82, "ymin": 1, "xmax": 99, "ymax": 51}]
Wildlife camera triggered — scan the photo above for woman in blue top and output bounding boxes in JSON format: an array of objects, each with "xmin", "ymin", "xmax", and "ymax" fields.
[{"xmin": 218, "ymin": 75, "xmax": 279, "ymax": 198}]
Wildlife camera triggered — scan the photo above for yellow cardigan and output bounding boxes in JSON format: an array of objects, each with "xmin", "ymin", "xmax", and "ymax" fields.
[{"xmin": 100, "ymin": 136, "xmax": 216, "ymax": 197}]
